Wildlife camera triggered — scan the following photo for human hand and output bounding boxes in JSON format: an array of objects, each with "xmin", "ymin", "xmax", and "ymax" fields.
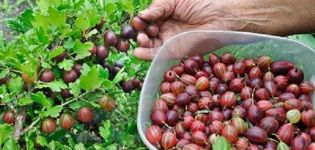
[
  {"xmin": 134, "ymin": 0, "xmax": 315, "ymax": 60},
  {"xmin": 133, "ymin": 0, "xmax": 231, "ymax": 60}
]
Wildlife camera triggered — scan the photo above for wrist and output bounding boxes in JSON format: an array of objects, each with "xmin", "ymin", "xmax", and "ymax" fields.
[{"xmin": 216, "ymin": 0, "xmax": 315, "ymax": 35}]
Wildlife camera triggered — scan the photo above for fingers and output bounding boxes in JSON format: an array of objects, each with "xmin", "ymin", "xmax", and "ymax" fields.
[
  {"xmin": 134, "ymin": 47, "xmax": 159, "ymax": 60},
  {"xmin": 134, "ymin": 38, "xmax": 162, "ymax": 60},
  {"xmin": 139, "ymin": 0, "xmax": 177, "ymax": 21}
]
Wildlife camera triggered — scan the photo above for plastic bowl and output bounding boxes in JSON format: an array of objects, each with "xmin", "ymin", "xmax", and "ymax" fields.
[{"xmin": 137, "ymin": 30, "xmax": 315, "ymax": 149}]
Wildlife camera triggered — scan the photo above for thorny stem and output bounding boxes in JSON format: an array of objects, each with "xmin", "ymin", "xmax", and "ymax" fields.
[{"xmin": 13, "ymin": 88, "xmax": 101, "ymax": 140}]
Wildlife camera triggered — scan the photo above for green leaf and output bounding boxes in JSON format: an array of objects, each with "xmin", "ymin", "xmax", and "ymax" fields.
[
  {"xmin": 105, "ymin": 144, "xmax": 117, "ymax": 150},
  {"xmin": 36, "ymin": 135, "xmax": 48, "ymax": 147},
  {"xmin": 63, "ymin": 38, "xmax": 75, "ymax": 49},
  {"xmin": 112, "ymin": 67, "xmax": 126, "ymax": 84},
  {"xmin": 6, "ymin": 9, "xmax": 34, "ymax": 33},
  {"xmin": 81, "ymin": 63, "xmax": 91, "ymax": 76},
  {"xmin": 86, "ymin": 29, "xmax": 99, "ymax": 38},
  {"xmin": 54, "ymin": 141, "xmax": 72, "ymax": 150},
  {"xmin": 69, "ymin": 80, "xmax": 81, "ymax": 97},
  {"xmin": 36, "ymin": 0, "xmax": 50, "ymax": 13},
  {"xmin": 102, "ymin": 80, "xmax": 113, "ymax": 90},
  {"xmin": 18, "ymin": 96, "xmax": 33, "ymax": 106},
  {"xmin": 74, "ymin": 15, "xmax": 90, "ymax": 31},
  {"xmin": 122, "ymin": 0, "xmax": 134, "ymax": 13},
  {"xmin": 73, "ymin": 40, "xmax": 93, "ymax": 60},
  {"xmin": 49, "ymin": 141, "xmax": 72, "ymax": 150},
  {"xmin": 58, "ymin": 59, "xmax": 74, "ymax": 71},
  {"xmin": 277, "ymin": 141, "xmax": 290, "ymax": 150},
  {"xmin": 40, "ymin": 105, "xmax": 63, "ymax": 118},
  {"xmin": 0, "ymin": 124, "xmax": 13, "ymax": 146},
  {"xmin": 48, "ymin": 46, "xmax": 65, "ymax": 60},
  {"xmin": 0, "ymin": 69, "xmax": 9, "ymax": 79},
  {"xmin": 32, "ymin": 13, "xmax": 50, "ymax": 31},
  {"xmin": 99, "ymin": 67, "xmax": 109, "ymax": 79},
  {"xmin": 99, "ymin": 120, "xmax": 112, "ymax": 144},
  {"xmin": 3, "ymin": 138, "xmax": 18, "ymax": 150},
  {"xmin": 25, "ymin": 134, "xmax": 35, "ymax": 150},
  {"xmin": 46, "ymin": 7, "xmax": 67, "ymax": 27},
  {"xmin": 36, "ymin": 27, "xmax": 50, "ymax": 45},
  {"xmin": 75, "ymin": 143, "xmax": 86, "ymax": 150},
  {"xmin": 8, "ymin": 76, "xmax": 23, "ymax": 94},
  {"xmin": 79, "ymin": 66, "xmax": 103, "ymax": 90},
  {"xmin": 31, "ymin": 92, "xmax": 53, "ymax": 108},
  {"xmin": 36, "ymin": 80, "xmax": 68, "ymax": 92},
  {"xmin": 212, "ymin": 136, "xmax": 231, "ymax": 150}
]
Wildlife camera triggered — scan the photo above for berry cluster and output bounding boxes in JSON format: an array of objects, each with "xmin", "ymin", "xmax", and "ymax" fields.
[{"xmin": 146, "ymin": 53, "xmax": 315, "ymax": 149}]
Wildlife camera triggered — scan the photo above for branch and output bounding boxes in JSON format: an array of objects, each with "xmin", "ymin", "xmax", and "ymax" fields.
[
  {"xmin": 18, "ymin": 88, "xmax": 102, "ymax": 137},
  {"xmin": 21, "ymin": 117, "xmax": 40, "ymax": 135},
  {"xmin": 13, "ymin": 107, "xmax": 26, "ymax": 140}
]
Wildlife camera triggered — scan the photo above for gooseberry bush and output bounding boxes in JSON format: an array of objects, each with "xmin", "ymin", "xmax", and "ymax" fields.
[{"xmin": 0, "ymin": 0, "xmax": 152, "ymax": 149}]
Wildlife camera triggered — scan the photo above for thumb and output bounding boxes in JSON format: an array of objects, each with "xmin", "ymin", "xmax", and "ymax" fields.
[{"xmin": 139, "ymin": 0, "xmax": 176, "ymax": 21}]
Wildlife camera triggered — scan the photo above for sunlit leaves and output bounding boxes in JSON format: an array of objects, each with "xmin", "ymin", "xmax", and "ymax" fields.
[
  {"xmin": 79, "ymin": 66, "xmax": 104, "ymax": 90},
  {"xmin": 31, "ymin": 92, "xmax": 53, "ymax": 108},
  {"xmin": 0, "ymin": 124, "xmax": 13, "ymax": 146},
  {"xmin": 99, "ymin": 120, "xmax": 112, "ymax": 144},
  {"xmin": 58, "ymin": 59, "xmax": 74, "ymax": 71},
  {"xmin": 73, "ymin": 40, "xmax": 93, "ymax": 60},
  {"xmin": 40, "ymin": 106, "xmax": 63, "ymax": 118},
  {"xmin": 36, "ymin": 80, "xmax": 68, "ymax": 92}
]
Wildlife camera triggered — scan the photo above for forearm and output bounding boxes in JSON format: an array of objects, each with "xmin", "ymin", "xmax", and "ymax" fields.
[{"xmin": 218, "ymin": 0, "xmax": 315, "ymax": 35}]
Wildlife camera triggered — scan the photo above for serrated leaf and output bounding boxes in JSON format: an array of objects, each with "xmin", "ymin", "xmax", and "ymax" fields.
[
  {"xmin": 74, "ymin": 15, "xmax": 90, "ymax": 31},
  {"xmin": 105, "ymin": 144, "xmax": 117, "ymax": 150},
  {"xmin": 25, "ymin": 134, "xmax": 35, "ymax": 150},
  {"xmin": 31, "ymin": 92, "xmax": 53, "ymax": 108},
  {"xmin": 58, "ymin": 59, "xmax": 74, "ymax": 71},
  {"xmin": 6, "ymin": 9, "xmax": 34, "ymax": 33},
  {"xmin": 18, "ymin": 96, "xmax": 33, "ymax": 106},
  {"xmin": 36, "ymin": 27, "xmax": 49, "ymax": 45},
  {"xmin": 46, "ymin": 7, "xmax": 67, "ymax": 27},
  {"xmin": 81, "ymin": 63, "xmax": 91, "ymax": 76},
  {"xmin": 73, "ymin": 40, "xmax": 93, "ymax": 60},
  {"xmin": 3, "ymin": 138, "xmax": 18, "ymax": 150},
  {"xmin": 113, "ymin": 67, "xmax": 126, "ymax": 84},
  {"xmin": 48, "ymin": 46, "xmax": 64, "ymax": 60},
  {"xmin": 8, "ymin": 76, "xmax": 23, "ymax": 93},
  {"xmin": 86, "ymin": 29, "xmax": 99, "ymax": 38},
  {"xmin": 103, "ymin": 80, "xmax": 113, "ymax": 90},
  {"xmin": 212, "ymin": 136, "xmax": 231, "ymax": 150},
  {"xmin": 40, "ymin": 105, "xmax": 63, "ymax": 118},
  {"xmin": 32, "ymin": 13, "xmax": 49, "ymax": 31},
  {"xmin": 63, "ymin": 38, "xmax": 74, "ymax": 49},
  {"xmin": 79, "ymin": 66, "xmax": 103, "ymax": 90},
  {"xmin": 99, "ymin": 120, "xmax": 112, "ymax": 144},
  {"xmin": 75, "ymin": 143, "xmax": 86, "ymax": 150},
  {"xmin": 69, "ymin": 80, "xmax": 81, "ymax": 97},
  {"xmin": 49, "ymin": 141, "xmax": 71, "ymax": 150},
  {"xmin": 54, "ymin": 141, "xmax": 72, "ymax": 150},
  {"xmin": 0, "ymin": 69, "xmax": 9, "ymax": 79},
  {"xmin": 99, "ymin": 67, "xmax": 109, "ymax": 79},
  {"xmin": 122, "ymin": 0, "xmax": 134, "ymax": 13},
  {"xmin": 36, "ymin": 80, "xmax": 68, "ymax": 92},
  {"xmin": 36, "ymin": 135, "xmax": 48, "ymax": 146},
  {"xmin": 0, "ymin": 124, "xmax": 13, "ymax": 146}
]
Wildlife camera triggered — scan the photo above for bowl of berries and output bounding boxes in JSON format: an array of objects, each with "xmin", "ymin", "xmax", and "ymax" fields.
[{"xmin": 137, "ymin": 30, "xmax": 315, "ymax": 150}]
